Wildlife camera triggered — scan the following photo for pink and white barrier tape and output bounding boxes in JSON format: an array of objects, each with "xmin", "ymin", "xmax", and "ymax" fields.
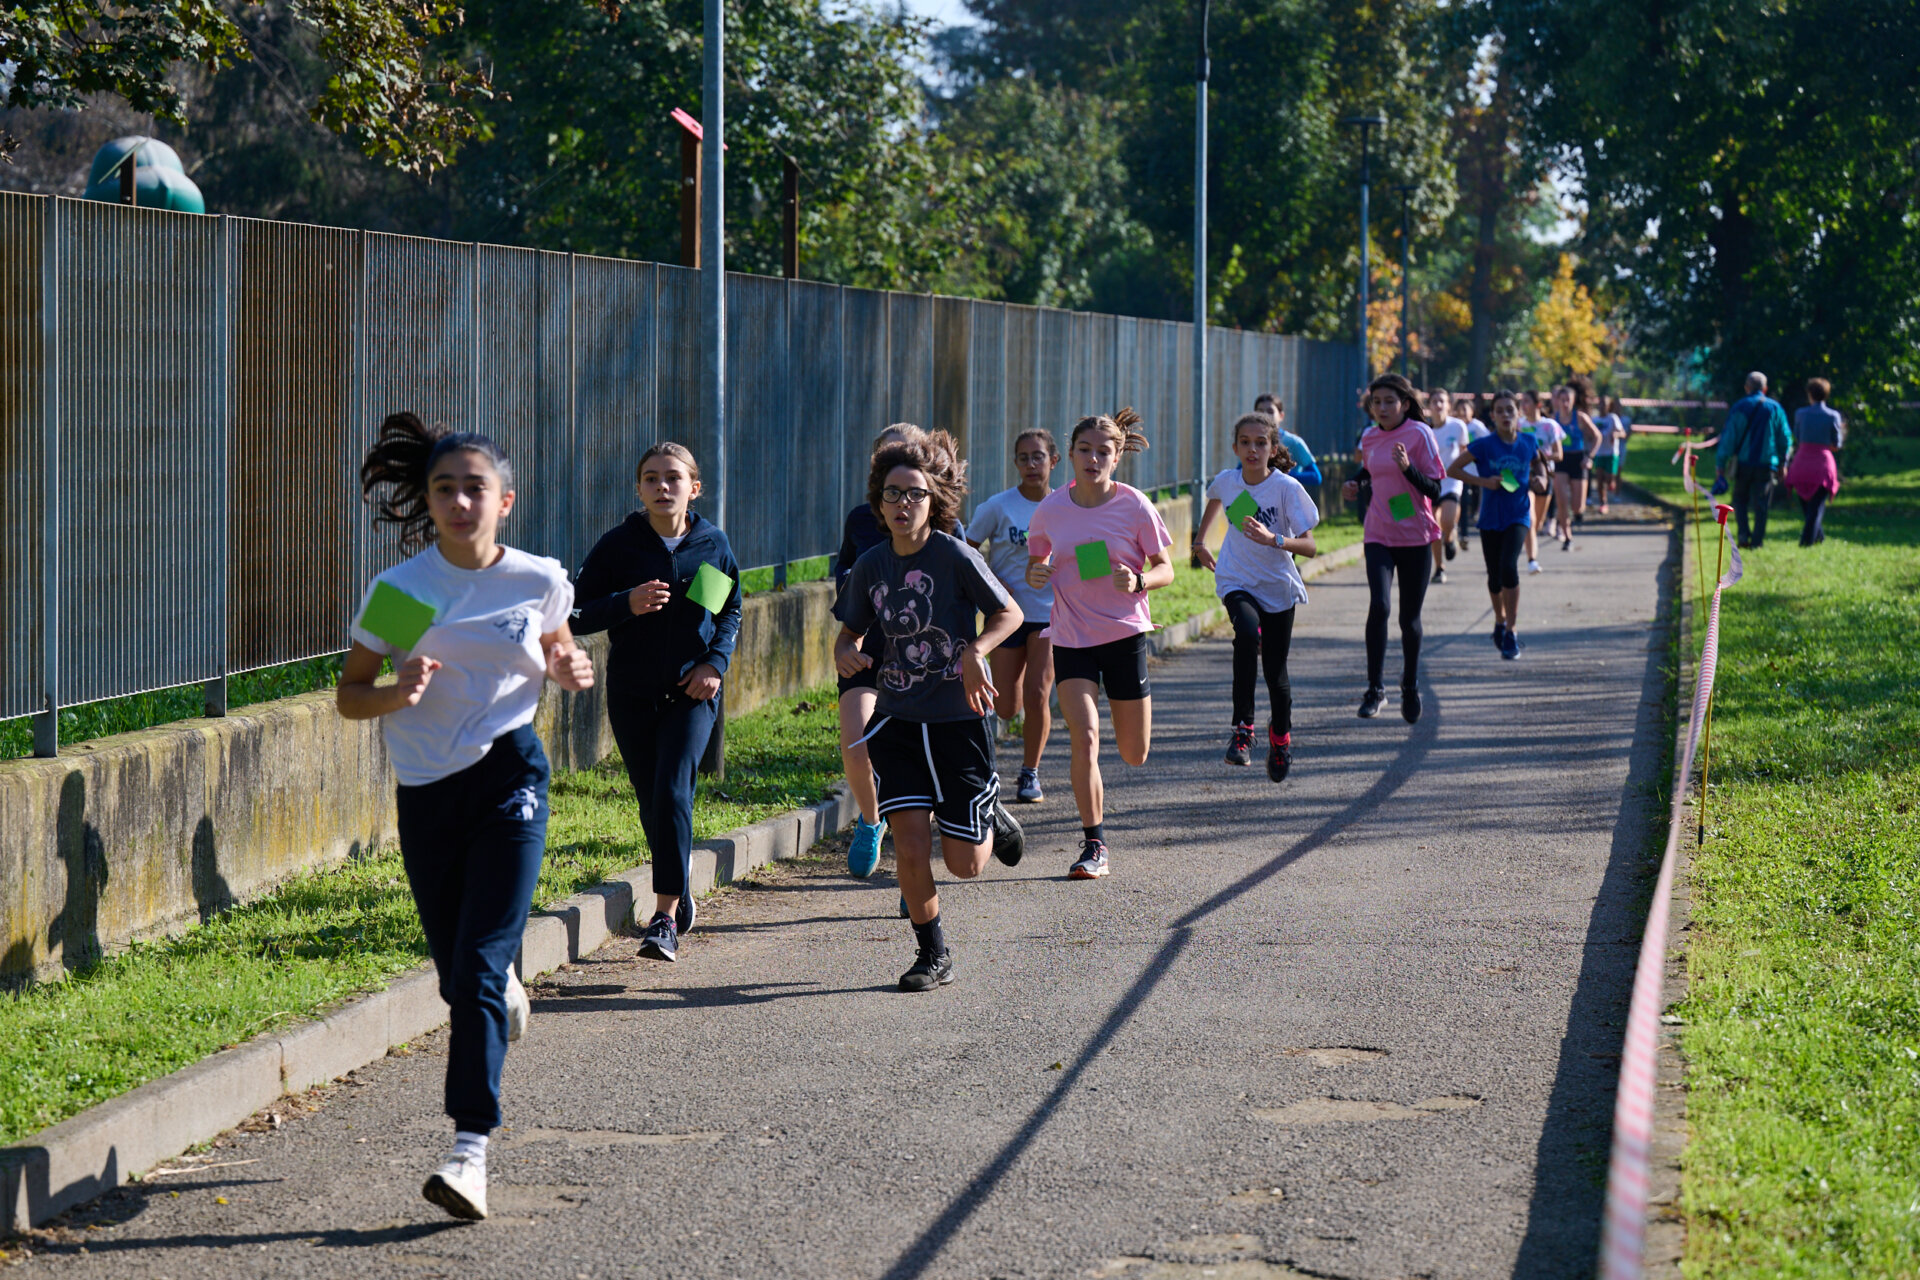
[{"xmin": 1598, "ymin": 519, "xmax": 1741, "ymax": 1279}]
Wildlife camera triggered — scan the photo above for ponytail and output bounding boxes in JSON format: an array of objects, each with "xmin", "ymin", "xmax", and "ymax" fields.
[
  {"xmin": 359, "ymin": 412, "xmax": 514, "ymax": 551},
  {"xmin": 1070, "ymin": 406, "xmax": 1150, "ymax": 457}
]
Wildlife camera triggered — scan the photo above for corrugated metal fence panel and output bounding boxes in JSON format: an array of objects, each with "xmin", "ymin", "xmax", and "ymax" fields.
[
  {"xmin": 1034, "ymin": 307, "xmax": 1071, "ymax": 444},
  {"xmin": 653, "ymin": 263, "xmax": 706, "ymax": 462},
  {"xmin": 725, "ymin": 272, "xmax": 789, "ymax": 570},
  {"xmin": 477, "ymin": 245, "xmax": 572, "ymax": 567},
  {"xmin": 1088, "ymin": 313, "xmax": 1117, "ymax": 419},
  {"xmin": 1172, "ymin": 320, "xmax": 1194, "ymax": 490},
  {"xmin": 888, "ymin": 292, "xmax": 932, "ymax": 427},
  {"xmin": 1005, "ymin": 305, "xmax": 1039, "ymax": 442},
  {"xmin": 229, "ymin": 218, "xmax": 358, "ymax": 674},
  {"xmin": 57, "ymin": 200, "xmax": 225, "ymax": 704},
  {"xmin": 573, "ymin": 256, "xmax": 657, "ymax": 570},
  {"xmin": 841, "ymin": 288, "xmax": 888, "ymax": 501},
  {"xmin": 0, "ymin": 194, "xmax": 44, "ymax": 719},
  {"xmin": 965, "ymin": 300, "xmax": 1010, "ymax": 504},
  {"xmin": 362, "ymin": 233, "xmax": 475, "ymax": 577},
  {"xmin": 789, "ymin": 281, "xmax": 846, "ymax": 565},
  {"xmin": 932, "ymin": 295, "xmax": 971, "ymax": 452}
]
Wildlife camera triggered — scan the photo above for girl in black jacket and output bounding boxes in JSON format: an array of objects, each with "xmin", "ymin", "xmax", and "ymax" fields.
[{"xmin": 574, "ymin": 443, "xmax": 742, "ymax": 963}]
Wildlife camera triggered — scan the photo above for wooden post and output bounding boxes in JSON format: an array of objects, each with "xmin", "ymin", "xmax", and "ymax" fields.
[
  {"xmin": 782, "ymin": 156, "xmax": 800, "ymax": 280},
  {"xmin": 680, "ymin": 131, "xmax": 702, "ymax": 268}
]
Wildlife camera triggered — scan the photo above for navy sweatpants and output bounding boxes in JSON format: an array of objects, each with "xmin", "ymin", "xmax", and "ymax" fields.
[
  {"xmin": 608, "ymin": 688, "xmax": 719, "ymax": 900},
  {"xmin": 395, "ymin": 725, "xmax": 550, "ymax": 1135}
]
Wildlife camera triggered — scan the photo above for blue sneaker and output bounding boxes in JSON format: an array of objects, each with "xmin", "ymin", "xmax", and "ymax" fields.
[
  {"xmin": 637, "ymin": 912, "xmax": 678, "ymax": 963},
  {"xmin": 1500, "ymin": 628, "xmax": 1523, "ymax": 661},
  {"xmin": 847, "ymin": 817, "xmax": 883, "ymax": 878}
]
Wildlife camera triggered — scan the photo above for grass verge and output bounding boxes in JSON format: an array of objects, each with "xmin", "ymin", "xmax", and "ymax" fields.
[
  {"xmin": 1623, "ymin": 439, "xmax": 1920, "ymax": 1276},
  {"xmin": 0, "ymin": 684, "xmax": 841, "ymax": 1149}
]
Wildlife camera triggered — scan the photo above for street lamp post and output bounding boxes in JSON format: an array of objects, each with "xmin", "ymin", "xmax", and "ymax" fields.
[
  {"xmin": 1396, "ymin": 183, "xmax": 1415, "ymax": 378},
  {"xmin": 1191, "ymin": 0, "xmax": 1211, "ymax": 528},
  {"xmin": 702, "ymin": 0, "xmax": 725, "ymax": 533},
  {"xmin": 1341, "ymin": 115, "xmax": 1386, "ymax": 381}
]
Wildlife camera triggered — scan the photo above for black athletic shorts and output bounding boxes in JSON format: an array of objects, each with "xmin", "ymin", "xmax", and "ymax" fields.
[
  {"xmin": 1558, "ymin": 451, "xmax": 1588, "ymax": 480},
  {"xmin": 866, "ymin": 716, "xmax": 999, "ymax": 842},
  {"xmin": 837, "ymin": 624, "xmax": 884, "ymax": 696},
  {"xmin": 1053, "ymin": 632, "xmax": 1150, "ymax": 701},
  {"xmin": 997, "ymin": 620, "xmax": 1047, "ymax": 652}
]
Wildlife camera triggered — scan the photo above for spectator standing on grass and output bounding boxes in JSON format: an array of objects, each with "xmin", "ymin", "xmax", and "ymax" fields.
[
  {"xmin": 1715, "ymin": 371, "xmax": 1793, "ymax": 549},
  {"xmin": 1785, "ymin": 378, "xmax": 1845, "ymax": 547}
]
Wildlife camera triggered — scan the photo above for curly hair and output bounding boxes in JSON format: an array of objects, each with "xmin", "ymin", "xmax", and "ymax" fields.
[
  {"xmin": 1068, "ymin": 406, "xmax": 1150, "ymax": 459},
  {"xmin": 866, "ymin": 424, "xmax": 968, "ymax": 535},
  {"xmin": 1562, "ymin": 375, "xmax": 1596, "ymax": 414},
  {"xmin": 359, "ymin": 412, "xmax": 514, "ymax": 551}
]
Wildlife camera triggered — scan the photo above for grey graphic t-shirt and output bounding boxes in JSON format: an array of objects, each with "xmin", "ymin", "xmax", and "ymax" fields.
[{"xmin": 834, "ymin": 531, "xmax": 1014, "ymax": 723}]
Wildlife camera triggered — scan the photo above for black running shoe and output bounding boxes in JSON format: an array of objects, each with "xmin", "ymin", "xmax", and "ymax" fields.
[
  {"xmin": 1266, "ymin": 726, "xmax": 1292, "ymax": 783},
  {"xmin": 1358, "ymin": 686, "xmax": 1386, "ymax": 718},
  {"xmin": 1224, "ymin": 722, "xmax": 1254, "ymax": 766},
  {"xmin": 637, "ymin": 912, "xmax": 678, "ymax": 963},
  {"xmin": 1401, "ymin": 685, "xmax": 1422, "ymax": 724},
  {"xmin": 1444, "ymin": 538, "xmax": 1457, "ymax": 561},
  {"xmin": 991, "ymin": 799, "xmax": 1025, "ymax": 867},
  {"xmin": 1431, "ymin": 567, "xmax": 1448, "ymax": 584},
  {"xmin": 1491, "ymin": 620, "xmax": 1506, "ymax": 648},
  {"xmin": 898, "ymin": 946, "xmax": 954, "ymax": 992},
  {"xmin": 675, "ymin": 890, "xmax": 697, "ymax": 936}
]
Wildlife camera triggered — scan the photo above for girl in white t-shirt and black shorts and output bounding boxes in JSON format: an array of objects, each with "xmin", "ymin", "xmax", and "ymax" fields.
[
  {"xmin": 339, "ymin": 413, "xmax": 595, "ymax": 1222},
  {"xmin": 1192, "ymin": 413, "xmax": 1319, "ymax": 780}
]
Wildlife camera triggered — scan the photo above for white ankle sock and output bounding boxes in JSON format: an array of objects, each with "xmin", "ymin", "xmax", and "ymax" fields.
[{"xmin": 453, "ymin": 1131, "xmax": 488, "ymax": 1164}]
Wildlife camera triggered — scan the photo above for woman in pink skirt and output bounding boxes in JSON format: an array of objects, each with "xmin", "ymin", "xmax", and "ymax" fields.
[{"xmin": 1784, "ymin": 377, "xmax": 1843, "ymax": 546}]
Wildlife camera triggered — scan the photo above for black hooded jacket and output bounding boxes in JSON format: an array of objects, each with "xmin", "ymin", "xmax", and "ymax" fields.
[{"xmin": 572, "ymin": 511, "xmax": 742, "ymax": 697}]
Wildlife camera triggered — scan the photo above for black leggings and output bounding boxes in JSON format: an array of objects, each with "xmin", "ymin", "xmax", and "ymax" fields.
[
  {"xmin": 1364, "ymin": 542, "xmax": 1430, "ymax": 692},
  {"xmin": 1799, "ymin": 490, "xmax": 1829, "ymax": 545},
  {"xmin": 1481, "ymin": 524, "xmax": 1527, "ymax": 592},
  {"xmin": 1222, "ymin": 592, "xmax": 1296, "ymax": 732}
]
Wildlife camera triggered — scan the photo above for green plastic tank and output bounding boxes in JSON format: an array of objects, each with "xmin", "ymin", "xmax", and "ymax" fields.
[{"xmin": 83, "ymin": 136, "xmax": 206, "ymax": 214}]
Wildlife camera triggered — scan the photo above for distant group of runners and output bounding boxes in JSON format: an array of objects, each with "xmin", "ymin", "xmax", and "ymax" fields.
[{"xmin": 333, "ymin": 371, "xmax": 1636, "ymax": 1222}]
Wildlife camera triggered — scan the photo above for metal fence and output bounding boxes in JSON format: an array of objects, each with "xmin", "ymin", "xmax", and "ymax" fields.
[{"xmin": 0, "ymin": 192, "xmax": 1363, "ymax": 739}]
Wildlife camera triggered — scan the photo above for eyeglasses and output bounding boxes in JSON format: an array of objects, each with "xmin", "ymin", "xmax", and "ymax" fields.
[{"xmin": 881, "ymin": 486, "xmax": 931, "ymax": 505}]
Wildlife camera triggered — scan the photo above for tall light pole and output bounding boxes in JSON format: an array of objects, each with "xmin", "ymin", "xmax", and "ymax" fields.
[
  {"xmin": 1396, "ymin": 183, "xmax": 1415, "ymax": 378},
  {"xmin": 702, "ymin": 0, "xmax": 725, "ymax": 532},
  {"xmin": 1341, "ymin": 115, "xmax": 1385, "ymax": 382},
  {"xmin": 1191, "ymin": 0, "xmax": 1211, "ymax": 526}
]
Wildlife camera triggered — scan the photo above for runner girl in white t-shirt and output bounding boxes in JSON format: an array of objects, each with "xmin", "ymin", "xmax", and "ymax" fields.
[
  {"xmin": 1425, "ymin": 387, "xmax": 1473, "ymax": 584},
  {"xmin": 1518, "ymin": 390, "xmax": 1563, "ymax": 573},
  {"xmin": 1193, "ymin": 413, "xmax": 1319, "ymax": 781},
  {"xmin": 967, "ymin": 429, "xmax": 1059, "ymax": 804},
  {"xmin": 339, "ymin": 413, "xmax": 595, "ymax": 1222}
]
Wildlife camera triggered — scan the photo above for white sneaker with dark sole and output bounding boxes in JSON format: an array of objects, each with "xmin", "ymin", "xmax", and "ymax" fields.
[
  {"xmin": 423, "ymin": 1153, "xmax": 488, "ymax": 1221},
  {"xmin": 504, "ymin": 968, "xmax": 529, "ymax": 1042}
]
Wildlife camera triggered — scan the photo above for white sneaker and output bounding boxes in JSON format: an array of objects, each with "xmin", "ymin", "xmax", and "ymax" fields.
[
  {"xmin": 422, "ymin": 1152, "xmax": 488, "ymax": 1220},
  {"xmin": 1527, "ymin": 559, "xmax": 1543, "ymax": 575},
  {"xmin": 504, "ymin": 967, "xmax": 529, "ymax": 1043}
]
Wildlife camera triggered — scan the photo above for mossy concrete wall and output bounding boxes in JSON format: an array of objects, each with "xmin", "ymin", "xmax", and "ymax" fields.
[{"xmin": 0, "ymin": 582, "xmax": 844, "ymax": 985}]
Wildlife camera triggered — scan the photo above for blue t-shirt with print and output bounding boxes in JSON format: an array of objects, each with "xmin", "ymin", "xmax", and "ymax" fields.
[{"xmin": 1467, "ymin": 432, "xmax": 1540, "ymax": 532}]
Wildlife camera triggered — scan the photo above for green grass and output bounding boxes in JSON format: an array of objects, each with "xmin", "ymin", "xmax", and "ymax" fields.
[
  {"xmin": 739, "ymin": 554, "xmax": 832, "ymax": 597},
  {"xmin": 0, "ymin": 656, "xmax": 347, "ymax": 760},
  {"xmin": 1623, "ymin": 440, "xmax": 1920, "ymax": 1277},
  {"xmin": 0, "ymin": 683, "xmax": 842, "ymax": 1149}
]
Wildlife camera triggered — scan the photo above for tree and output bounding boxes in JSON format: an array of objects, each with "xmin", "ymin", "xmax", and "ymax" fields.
[
  {"xmin": 1528, "ymin": 254, "xmax": 1609, "ymax": 377},
  {"xmin": 1479, "ymin": 0, "xmax": 1920, "ymax": 418},
  {"xmin": 1, "ymin": 0, "xmax": 497, "ymax": 170}
]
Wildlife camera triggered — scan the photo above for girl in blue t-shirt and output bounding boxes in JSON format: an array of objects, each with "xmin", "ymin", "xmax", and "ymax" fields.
[{"xmin": 1449, "ymin": 391, "xmax": 1549, "ymax": 660}]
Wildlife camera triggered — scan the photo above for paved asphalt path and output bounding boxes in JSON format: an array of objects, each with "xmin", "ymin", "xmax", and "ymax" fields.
[{"xmin": 14, "ymin": 509, "xmax": 1674, "ymax": 1280}]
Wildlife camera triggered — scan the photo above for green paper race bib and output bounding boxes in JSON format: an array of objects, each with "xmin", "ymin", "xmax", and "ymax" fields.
[
  {"xmin": 1225, "ymin": 491, "xmax": 1259, "ymax": 529},
  {"xmin": 1074, "ymin": 540, "xmax": 1113, "ymax": 580},
  {"xmin": 358, "ymin": 581, "xmax": 437, "ymax": 652},
  {"xmin": 1520, "ymin": 424, "xmax": 1537, "ymax": 435},
  {"xmin": 1387, "ymin": 492, "xmax": 1416, "ymax": 521},
  {"xmin": 1499, "ymin": 470, "xmax": 1521, "ymax": 493},
  {"xmin": 686, "ymin": 561, "xmax": 736, "ymax": 614}
]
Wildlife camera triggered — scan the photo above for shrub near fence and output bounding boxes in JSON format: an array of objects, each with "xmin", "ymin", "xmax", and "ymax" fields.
[{"xmin": 0, "ymin": 193, "xmax": 1363, "ymax": 752}]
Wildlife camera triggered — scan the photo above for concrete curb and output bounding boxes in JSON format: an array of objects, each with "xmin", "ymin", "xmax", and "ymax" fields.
[
  {"xmin": 1, "ymin": 785, "xmax": 859, "ymax": 1233},
  {"xmin": 1148, "ymin": 538, "xmax": 1366, "ymax": 657}
]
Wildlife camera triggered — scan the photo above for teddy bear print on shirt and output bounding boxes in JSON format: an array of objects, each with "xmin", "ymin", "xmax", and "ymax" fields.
[{"xmin": 870, "ymin": 570, "xmax": 962, "ymax": 695}]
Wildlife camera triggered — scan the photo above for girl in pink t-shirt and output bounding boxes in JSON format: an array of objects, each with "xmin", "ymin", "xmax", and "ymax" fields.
[
  {"xmin": 1026, "ymin": 408, "xmax": 1174, "ymax": 881},
  {"xmin": 1340, "ymin": 373, "xmax": 1445, "ymax": 724}
]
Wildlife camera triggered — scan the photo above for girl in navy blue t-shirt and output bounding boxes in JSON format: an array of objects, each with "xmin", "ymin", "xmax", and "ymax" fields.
[{"xmin": 1448, "ymin": 391, "xmax": 1549, "ymax": 660}]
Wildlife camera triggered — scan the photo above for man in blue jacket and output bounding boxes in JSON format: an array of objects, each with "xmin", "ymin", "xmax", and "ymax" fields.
[{"xmin": 1715, "ymin": 371, "xmax": 1793, "ymax": 548}]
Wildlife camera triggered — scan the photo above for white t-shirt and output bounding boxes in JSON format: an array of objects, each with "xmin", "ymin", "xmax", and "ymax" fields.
[
  {"xmin": 968, "ymin": 487, "xmax": 1052, "ymax": 622},
  {"xmin": 350, "ymin": 544, "xmax": 574, "ymax": 786},
  {"xmin": 1521, "ymin": 416, "xmax": 1565, "ymax": 464},
  {"xmin": 1433, "ymin": 417, "xmax": 1472, "ymax": 497},
  {"xmin": 1205, "ymin": 466, "xmax": 1320, "ymax": 613}
]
